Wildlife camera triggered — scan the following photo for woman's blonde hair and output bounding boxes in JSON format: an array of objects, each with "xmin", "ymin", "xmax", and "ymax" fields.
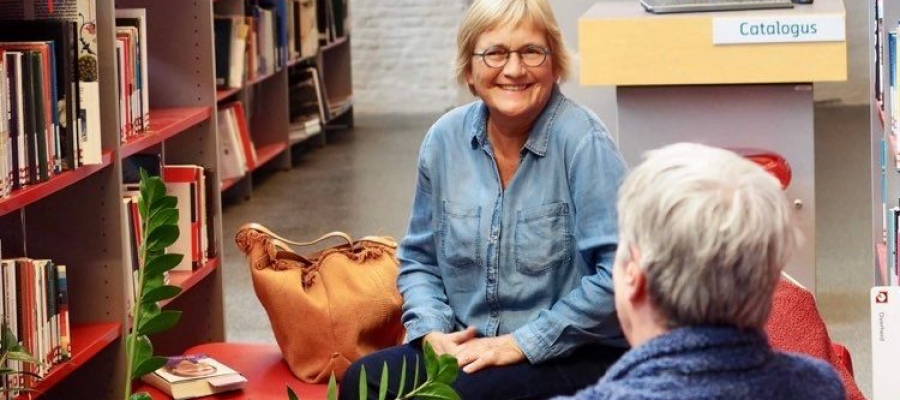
[{"xmin": 456, "ymin": 0, "xmax": 571, "ymax": 95}]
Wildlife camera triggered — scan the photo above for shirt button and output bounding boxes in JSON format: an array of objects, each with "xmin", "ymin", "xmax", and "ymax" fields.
[
  {"xmin": 491, "ymin": 232, "xmax": 499, "ymax": 242},
  {"xmin": 491, "ymin": 310, "xmax": 499, "ymax": 317}
]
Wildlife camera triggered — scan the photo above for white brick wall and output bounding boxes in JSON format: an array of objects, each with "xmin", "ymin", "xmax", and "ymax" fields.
[
  {"xmin": 351, "ymin": 0, "xmax": 469, "ymax": 114},
  {"xmin": 350, "ymin": 0, "xmax": 868, "ymax": 115}
]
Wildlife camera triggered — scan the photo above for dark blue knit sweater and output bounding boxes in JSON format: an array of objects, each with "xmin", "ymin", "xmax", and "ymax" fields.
[{"xmin": 557, "ymin": 326, "xmax": 845, "ymax": 400}]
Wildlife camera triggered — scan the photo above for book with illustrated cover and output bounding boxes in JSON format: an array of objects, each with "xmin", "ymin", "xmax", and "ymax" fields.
[{"xmin": 141, "ymin": 355, "xmax": 247, "ymax": 400}]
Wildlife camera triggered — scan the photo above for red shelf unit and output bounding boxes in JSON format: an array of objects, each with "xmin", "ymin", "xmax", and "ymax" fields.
[
  {"xmin": 18, "ymin": 322, "xmax": 121, "ymax": 399},
  {"xmin": 219, "ymin": 143, "xmax": 287, "ymax": 193},
  {"xmin": 120, "ymin": 107, "xmax": 212, "ymax": 158},
  {"xmin": 161, "ymin": 258, "xmax": 220, "ymax": 308},
  {"xmin": 220, "ymin": 177, "xmax": 240, "ymax": 192},
  {"xmin": 255, "ymin": 142, "xmax": 288, "ymax": 168},
  {"xmin": 246, "ymin": 68, "xmax": 281, "ymax": 87},
  {"xmin": 217, "ymin": 88, "xmax": 239, "ymax": 102},
  {"xmin": 321, "ymin": 35, "xmax": 348, "ymax": 52},
  {"xmin": 0, "ymin": 152, "xmax": 114, "ymax": 218}
]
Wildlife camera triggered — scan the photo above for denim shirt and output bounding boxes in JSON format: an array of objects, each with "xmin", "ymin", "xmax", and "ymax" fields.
[{"xmin": 397, "ymin": 85, "xmax": 628, "ymax": 364}]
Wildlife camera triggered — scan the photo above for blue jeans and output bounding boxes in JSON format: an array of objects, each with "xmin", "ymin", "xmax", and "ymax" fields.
[{"xmin": 338, "ymin": 343, "xmax": 626, "ymax": 400}]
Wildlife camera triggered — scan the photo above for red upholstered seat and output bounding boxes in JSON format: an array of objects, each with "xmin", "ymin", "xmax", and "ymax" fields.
[
  {"xmin": 765, "ymin": 276, "xmax": 866, "ymax": 400},
  {"xmin": 133, "ymin": 342, "xmax": 328, "ymax": 400}
]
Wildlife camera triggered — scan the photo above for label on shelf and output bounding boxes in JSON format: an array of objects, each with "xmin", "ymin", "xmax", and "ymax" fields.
[
  {"xmin": 872, "ymin": 286, "xmax": 900, "ymax": 400},
  {"xmin": 713, "ymin": 15, "xmax": 845, "ymax": 44}
]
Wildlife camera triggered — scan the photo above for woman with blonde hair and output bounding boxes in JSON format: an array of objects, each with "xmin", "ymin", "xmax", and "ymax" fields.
[{"xmin": 340, "ymin": 0, "xmax": 628, "ymax": 398}]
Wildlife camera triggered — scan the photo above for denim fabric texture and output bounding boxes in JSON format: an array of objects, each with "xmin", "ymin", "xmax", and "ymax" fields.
[
  {"xmin": 397, "ymin": 85, "xmax": 629, "ymax": 364},
  {"xmin": 556, "ymin": 326, "xmax": 846, "ymax": 400}
]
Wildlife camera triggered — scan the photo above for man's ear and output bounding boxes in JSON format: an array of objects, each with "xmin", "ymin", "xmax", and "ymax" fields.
[{"xmin": 624, "ymin": 247, "xmax": 647, "ymax": 303}]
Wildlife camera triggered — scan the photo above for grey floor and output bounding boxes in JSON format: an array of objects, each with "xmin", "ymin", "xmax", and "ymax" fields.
[{"xmin": 221, "ymin": 107, "xmax": 875, "ymax": 398}]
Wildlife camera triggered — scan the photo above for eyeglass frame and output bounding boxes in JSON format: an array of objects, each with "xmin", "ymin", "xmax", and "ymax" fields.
[{"xmin": 472, "ymin": 45, "xmax": 552, "ymax": 68}]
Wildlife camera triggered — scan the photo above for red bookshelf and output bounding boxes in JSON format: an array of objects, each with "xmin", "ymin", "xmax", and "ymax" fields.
[
  {"xmin": 255, "ymin": 142, "xmax": 288, "ymax": 168},
  {"xmin": 19, "ymin": 322, "xmax": 121, "ymax": 399},
  {"xmin": 246, "ymin": 68, "xmax": 281, "ymax": 87},
  {"xmin": 120, "ymin": 107, "xmax": 212, "ymax": 158},
  {"xmin": 161, "ymin": 258, "xmax": 220, "ymax": 308},
  {"xmin": 217, "ymin": 88, "xmax": 239, "ymax": 102},
  {"xmin": 0, "ymin": 152, "xmax": 114, "ymax": 217}
]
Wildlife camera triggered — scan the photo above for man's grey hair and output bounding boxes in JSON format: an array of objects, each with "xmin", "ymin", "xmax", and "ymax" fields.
[{"xmin": 616, "ymin": 143, "xmax": 799, "ymax": 330}]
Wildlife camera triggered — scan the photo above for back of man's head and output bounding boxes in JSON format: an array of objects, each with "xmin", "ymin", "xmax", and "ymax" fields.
[{"xmin": 616, "ymin": 143, "xmax": 799, "ymax": 330}]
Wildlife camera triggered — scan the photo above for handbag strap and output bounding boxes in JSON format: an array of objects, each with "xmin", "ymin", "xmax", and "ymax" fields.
[
  {"xmin": 240, "ymin": 223, "xmax": 355, "ymax": 249},
  {"xmin": 240, "ymin": 222, "xmax": 399, "ymax": 249}
]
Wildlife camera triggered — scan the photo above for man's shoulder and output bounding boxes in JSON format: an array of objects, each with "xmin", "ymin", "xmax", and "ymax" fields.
[{"xmin": 754, "ymin": 352, "xmax": 844, "ymax": 400}]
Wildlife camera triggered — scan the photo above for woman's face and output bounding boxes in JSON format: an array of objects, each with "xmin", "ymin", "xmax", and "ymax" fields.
[{"xmin": 467, "ymin": 20, "xmax": 557, "ymax": 124}]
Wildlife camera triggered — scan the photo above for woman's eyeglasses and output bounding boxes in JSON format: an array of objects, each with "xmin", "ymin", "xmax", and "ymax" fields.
[{"xmin": 473, "ymin": 45, "xmax": 551, "ymax": 68}]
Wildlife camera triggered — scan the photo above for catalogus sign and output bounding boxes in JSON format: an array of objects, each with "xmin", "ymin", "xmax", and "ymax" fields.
[{"xmin": 712, "ymin": 15, "xmax": 845, "ymax": 44}]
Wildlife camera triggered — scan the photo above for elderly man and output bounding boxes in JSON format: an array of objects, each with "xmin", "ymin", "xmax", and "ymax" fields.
[{"xmin": 558, "ymin": 143, "xmax": 844, "ymax": 400}]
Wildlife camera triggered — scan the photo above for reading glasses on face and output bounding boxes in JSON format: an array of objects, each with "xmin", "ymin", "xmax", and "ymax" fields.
[{"xmin": 473, "ymin": 45, "xmax": 551, "ymax": 68}]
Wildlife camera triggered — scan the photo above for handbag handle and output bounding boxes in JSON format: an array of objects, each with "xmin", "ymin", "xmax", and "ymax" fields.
[
  {"xmin": 239, "ymin": 223, "xmax": 399, "ymax": 250},
  {"xmin": 240, "ymin": 223, "xmax": 355, "ymax": 249}
]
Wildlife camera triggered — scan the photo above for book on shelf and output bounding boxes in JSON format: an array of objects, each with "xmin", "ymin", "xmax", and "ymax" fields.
[
  {"xmin": 0, "ymin": 20, "xmax": 80, "ymax": 173},
  {"xmin": 115, "ymin": 8, "xmax": 150, "ymax": 133},
  {"xmin": 213, "ymin": 16, "xmax": 249, "ymax": 89},
  {"xmin": 163, "ymin": 165, "xmax": 209, "ymax": 271},
  {"xmin": 141, "ymin": 355, "xmax": 247, "ymax": 400},
  {"xmin": 0, "ymin": 0, "xmax": 104, "ymax": 166},
  {"xmin": 0, "ymin": 255, "xmax": 70, "ymax": 388}
]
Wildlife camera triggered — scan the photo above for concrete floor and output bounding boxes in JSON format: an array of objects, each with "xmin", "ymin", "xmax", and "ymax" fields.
[{"xmin": 221, "ymin": 107, "xmax": 874, "ymax": 398}]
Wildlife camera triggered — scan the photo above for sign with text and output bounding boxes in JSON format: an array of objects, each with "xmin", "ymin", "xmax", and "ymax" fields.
[{"xmin": 713, "ymin": 15, "xmax": 845, "ymax": 44}]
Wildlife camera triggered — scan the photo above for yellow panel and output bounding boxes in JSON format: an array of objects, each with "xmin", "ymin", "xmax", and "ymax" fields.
[{"xmin": 579, "ymin": 11, "xmax": 847, "ymax": 86}]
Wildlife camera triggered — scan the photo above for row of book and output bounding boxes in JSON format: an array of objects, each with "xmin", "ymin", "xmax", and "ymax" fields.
[
  {"xmin": 0, "ymin": 251, "xmax": 71, "ymax": 390},
  {"xmin": 214, "ymin": 0, "xmax": 318, "ymax": 89},
  {"xmin": 218, "ymin": 102, "xmax": 257, "ymax": 181},
  {"xmin": 288, "ymin": 67, "xmax": 324, "ymax": 142},
  {"xmin": 0, "ymin": 4, "xmax": 156, "ymax": 199},
  {"xmin": 115, "ymin": 9, "xmax": 151, "ymax": 143}
]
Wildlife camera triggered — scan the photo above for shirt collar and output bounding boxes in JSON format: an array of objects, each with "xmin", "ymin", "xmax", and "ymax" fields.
[{"xmin": 470, "ymin": 84, "xmax": 564, "ymax": 158}]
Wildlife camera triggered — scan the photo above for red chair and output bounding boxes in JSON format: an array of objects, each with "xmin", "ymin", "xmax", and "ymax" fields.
[
  {"xmin": 133, "ymin": 342, "xmax": 329, "ymax": 400},
  {"xmin": 765, "ymin": 274, "xmax": 866, "ymax": 400}
]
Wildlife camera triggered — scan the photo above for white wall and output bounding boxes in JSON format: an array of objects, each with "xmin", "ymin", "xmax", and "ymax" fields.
[
  {"xmin": 350, "ymin": 0, "xmax": 468, "ymax": 114},
  {"xmin": 350, "ymin": 0, "xmax": 869, "ymax": 115}
]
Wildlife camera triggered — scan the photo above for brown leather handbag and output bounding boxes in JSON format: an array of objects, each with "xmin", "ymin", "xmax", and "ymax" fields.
[{"xmin": 234, "ymin": 223, "xmax": 405, "ymax": 383}]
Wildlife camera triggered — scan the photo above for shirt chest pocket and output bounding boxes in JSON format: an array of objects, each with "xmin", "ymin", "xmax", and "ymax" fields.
[
  {"xmin": 515, "ymin": 202, "xmax": 572, "ymax": 275},
  {"xmin": 440, "ymin": 201, "xmax": 482, "ymax": 269}
]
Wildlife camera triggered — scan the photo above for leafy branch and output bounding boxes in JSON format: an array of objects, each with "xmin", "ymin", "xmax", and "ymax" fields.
[
  {"xmin": 0, "ymin": 324, "xmax": 41, "ymax": 395},
  {"xmin": 287, "ymin": 342, "xmax": 461, "ymax": 400},
  {"xmin": 126, "ymin": 169, "xmax": 184, "ymax": 400}
]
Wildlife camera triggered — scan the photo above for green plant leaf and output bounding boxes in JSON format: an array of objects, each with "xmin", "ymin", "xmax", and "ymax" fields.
[
  {"xmin": 378, "ymin": 362, "xmax": 388, "ymax": 400},
  {"xmin": 128, "ymin": 336, "xmax": 153, "ymax": 376},
  {"xmin": 359, "ymin": 365, "xmax": 368, "ymax": 400},
  {"xmin": 287, "ymin": 386, "xmax": 300, "ymax": 400},
  {"xmin": 137, "ymin": 310, "xmax": 181, "ymax": 336},
  {"xmin": 147, "ymin": 209, "xmax": 178, "ymax": 235},
  {"xmin": 413, "ymin": 382, "xmax": 460, "ymax": 400},
  {"xmin": 2, "ymin": 324, "xmax": 17, "ymax": 351},
  {"xmin": 434, "ymin": 354, "xmax": 458, "ymax": 384},
  {"xmin": 145, "ymin": 225, "xmax": 179, "ymax": 252},
  {"xmin": 397, "ymin": 357, "xmax": 407, "ymax": 397},
  {"xmin": 139, "ymin": 174, "xmax": 165, "ymax": 204},
  {"xmin": 412, "ymin": 356, "xmax": 420, "ymax": 389},
  {"xmin": 143, "ymin": 272, "xmax": 165, "ymax": 293},
  {"xmin": 423, "ymin": 342, "xmax": 438, "ymax": 380},
  {"xmin": 6, "ymin": 350, "xmax": 40, "ymax": 365},
  {"xmin": 148, "ymin": 195, "xmax": 177, "ymax": 216},
  {"xmin": 327, "ymin": 373, "xmax": 338, "ymax": 400},
  {"xmin": 133, "ymin": 356, "xmax": 166, "ymax": 380},
  {"xmin": 144, "ymin": 254, "xmax": 184, "ymax": 278},
  {"xmin": 142, "ymin": 285, "xmax": 182, "ymax": 304},
  {"xmin": 130, "ymin": 392, "xmax": 153, "ymax": 400},
  {"xmin": 137, "ymin": 195, "xmax": 148, "ymax": 221}
]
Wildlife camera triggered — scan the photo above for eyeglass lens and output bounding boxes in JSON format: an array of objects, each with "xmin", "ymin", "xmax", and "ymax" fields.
[{"xmin": 481, "ymin": 46, "xmax": 547, "ymax": 68}]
